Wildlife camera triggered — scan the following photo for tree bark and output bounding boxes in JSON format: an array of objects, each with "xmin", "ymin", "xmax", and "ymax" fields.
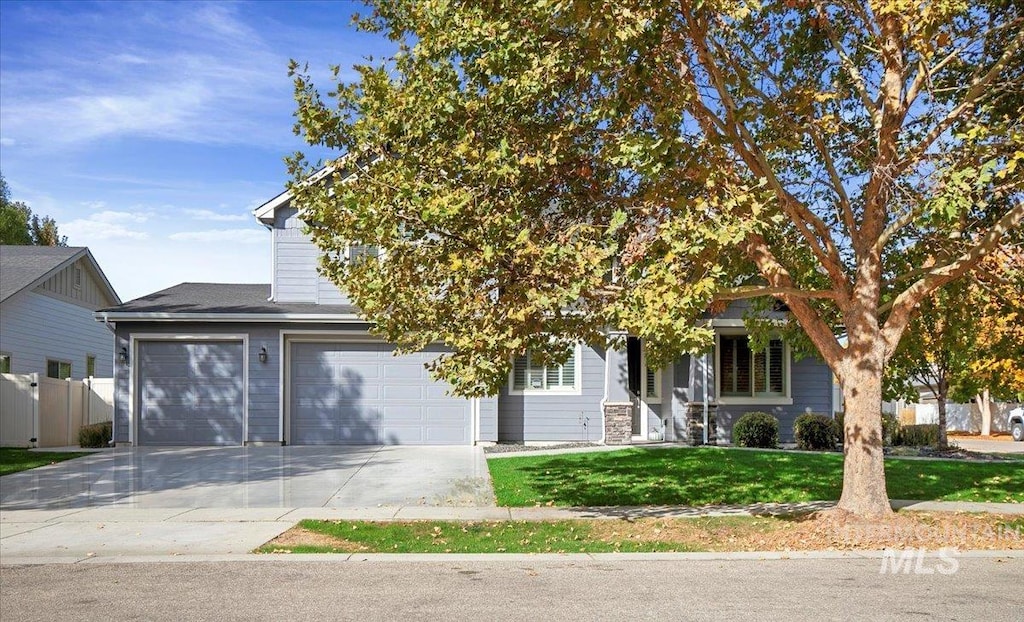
[
  {"xmin": 936, "ymin": 393, "xmax": 949, "ymax": 449},
  {"xmin": 978, "ymin": 389, "xmax": 993, "ymax": 436},
  {"xmin": 836, "ymin": 350, "xmax": 893, "ymax": 518}
]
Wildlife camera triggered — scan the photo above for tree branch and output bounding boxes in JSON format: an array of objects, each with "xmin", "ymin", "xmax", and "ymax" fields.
[
  {"xmin": 899, "ymin": 27, "xmax": 1024, "ymax": 174},
  {"xmin": 881, "ymin": 201, "xmax": 1024, "ymax": 353},
  {"xmin": 714, "ymin": 285, "xmax": 842, "ymax": 301}
]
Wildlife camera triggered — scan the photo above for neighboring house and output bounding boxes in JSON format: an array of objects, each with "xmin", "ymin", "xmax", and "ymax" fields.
[
  {"xmin": 95, "ymin": 190, "xmax": 833, "ymax": 447},
  {"xmin": 1, "ymin": 246, "xmax": 120, "ymax": 380}
]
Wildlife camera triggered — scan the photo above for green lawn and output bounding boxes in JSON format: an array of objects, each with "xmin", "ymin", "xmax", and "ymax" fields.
[
  {"xmin": 0, "ymin": 448, "xmax": 89, "ymax": 476},
  {"xmin": 487, "ymin": 447, "xmax": 1024, "ymax": 506},
  {"xmin": 260, "ymin": 518, "xmax": 710, "ymax": 554}
]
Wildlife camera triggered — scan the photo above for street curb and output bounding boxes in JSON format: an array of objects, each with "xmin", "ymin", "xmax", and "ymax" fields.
[{"xmin": 3, "ymin": 549, "xmax": 1021, "ymax": 567}]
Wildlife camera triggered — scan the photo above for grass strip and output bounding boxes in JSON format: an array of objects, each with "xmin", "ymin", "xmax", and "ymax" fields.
[{"xmin": 0, "ymin": 448, "xmax": 90, "ymax": 476}]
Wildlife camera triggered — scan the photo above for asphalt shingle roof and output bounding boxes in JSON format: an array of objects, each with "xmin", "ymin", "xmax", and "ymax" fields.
[
  {"xmin": 99, "ymin": 282, "xmax": 360, "ymax": 316},
  {"xmin": 0, "ymin": 245, "xmax": 84, "ymax": 302}
]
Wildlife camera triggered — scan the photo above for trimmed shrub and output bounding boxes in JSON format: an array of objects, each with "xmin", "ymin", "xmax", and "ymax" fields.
[
  {"xmin": 79, "ymin": 422, "xmax": 112, "ymax": 448},
  {"xmin": 834, "ymin": 412, "xmax": 900, "ymax": 446},
  {"xmin": 732, "ymin": 412, "xmax": 779, "ymax": 448},
  {"xmin": 893, "ymin": 424, "xmax": 940, "ymax": 447},
  {"xmin": 793, "ymin": 413, "xmax": 840, "ymax": 451}
]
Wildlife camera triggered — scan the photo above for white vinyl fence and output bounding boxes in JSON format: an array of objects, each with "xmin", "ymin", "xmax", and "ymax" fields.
[
  {"xmin": 913, "ymin": 401, "xmax": 1019, "ymax": 434},
  {"xmin": 0, "ymin": 373, "xmax": 114, "ymax": 448}
]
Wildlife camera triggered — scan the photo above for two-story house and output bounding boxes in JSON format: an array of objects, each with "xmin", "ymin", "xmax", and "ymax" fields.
[{"xmin": 96, "ymin": 186, "xmax": 833, "ymax": 447}]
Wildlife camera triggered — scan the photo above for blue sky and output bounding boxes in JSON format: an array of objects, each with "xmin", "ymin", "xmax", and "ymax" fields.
[{"xmin": 0, "ymin": 0, "xmax": 394, "ymax": 301}]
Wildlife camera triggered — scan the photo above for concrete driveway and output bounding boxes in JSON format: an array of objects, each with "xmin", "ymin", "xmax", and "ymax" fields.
[
  {"xmin": 954, "ymin": 438, "xmax": 1024, "ymax": 454},
  {"xmin": 0, "ymin": 446, "xmax": 494, "ymax": 510}
]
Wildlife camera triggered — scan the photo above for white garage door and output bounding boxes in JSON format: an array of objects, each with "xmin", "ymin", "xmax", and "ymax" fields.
[
  {"xmin": 289, "ymin": 341, "xmax": 471, "ymax": 445},
  {"xmin": 136, "ymin": 340, "xmax": 244, "ymax": 446}
]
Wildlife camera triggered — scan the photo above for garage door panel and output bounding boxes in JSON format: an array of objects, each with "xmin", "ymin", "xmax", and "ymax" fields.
[
  {"xmin": 383, "ymin": 385, "xmax": 424, "ymax": 400},
  {"xmin": 290, "ymin": 341, "xmax": 471, "ymax": 445},
  {"xmin": 137, "ymin": 340, "xmax": 244, "ymax": 446}
]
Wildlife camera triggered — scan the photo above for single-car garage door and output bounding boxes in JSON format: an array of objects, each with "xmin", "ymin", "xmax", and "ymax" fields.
[
  {"xmin": 136, "ymin": 340, "xmax": 244, "ymax": 446},
  {"xmin": 289, "ymin": 341, "xmax": 471, "ymax": 445}
]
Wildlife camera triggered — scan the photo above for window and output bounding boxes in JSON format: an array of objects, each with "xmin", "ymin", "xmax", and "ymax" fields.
[
  {"xmin": 718, "ymin": 334, "xmax": 788, "ymax": 400},
  {"xmin": 0, "ymin": 353, "xmax": 10, "ymax": 374},
  {"xmin": 511, "ymin": 346, "xmax": 580, "ymax": 393},
  {"xmin": 644, "ymin": 364, "xmax": 662, "ymax": 403},
  {"xmin": 74, "ymin": 266, "xmax": 83, "ymax": 289},
  {"xmin": 346, "ymin": 244, "xmax": 379, "ymax": 265},
  {"xmin": 86, "ymin": 355, "xmax": 96, "ymax": 377},
  {"xmin": 47, "ymin": 359, "xmax": 72, "ymax": 380}
]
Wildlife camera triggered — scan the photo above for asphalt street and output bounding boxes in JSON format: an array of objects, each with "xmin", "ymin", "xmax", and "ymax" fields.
[{"xmin": 1, "ymin": 557, "xmax": 1020, "ymax": 621}]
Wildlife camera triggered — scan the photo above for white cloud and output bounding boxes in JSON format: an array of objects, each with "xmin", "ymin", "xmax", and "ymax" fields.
[
  {"xmin": 63, "ymin": 219, "xmax": 149, "ymax": 242},
  {"xmin": 0, "ymin": 3, "xmax": 293, "ymax": 150},
  {"xmin": 90, "ymin": 210, "xmax": 149, "ymax": 224},
  {"xmin": 0, "ymin": 137, "xmax": 15, "ymax": 147},
  {"xmin": 184, "ymin": 208, "xmax": 248, "ymax": 222},
  {"xmin": 169, "ymin": 229, "xmax": 266, "ymax": 244},
  {"xmin": 61, "ymin": 210, "xmax": 150, "ymax": 242}
]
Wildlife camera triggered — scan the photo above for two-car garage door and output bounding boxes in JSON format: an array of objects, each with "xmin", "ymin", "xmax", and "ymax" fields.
[
  {"xmin": 134, "ymin": 338, "xmax": 471, "ymax": 446},
  {"xmin": 289, "ymin": 342, "xmax": 472, "ymax": 445}
]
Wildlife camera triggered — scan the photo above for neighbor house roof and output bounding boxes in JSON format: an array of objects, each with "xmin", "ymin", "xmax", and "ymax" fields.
[
  {"xmin": 96, "ymin": 283, "xmax": 362, "ymax": 323},
  {"xmin": 0, "ymin": 245, "xmax": 121, "ymax": 305}
]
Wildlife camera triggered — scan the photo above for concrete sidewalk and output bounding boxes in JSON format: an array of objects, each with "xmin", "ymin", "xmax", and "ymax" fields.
[{"xmin": 3, "ymin": 499, "xmax": 1021, "ymax": 564}]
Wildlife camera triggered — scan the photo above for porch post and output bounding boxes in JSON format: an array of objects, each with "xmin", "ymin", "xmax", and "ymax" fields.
[{"xmin": 603, "ymin": 330, "xmax": 633, "ymax": 445}]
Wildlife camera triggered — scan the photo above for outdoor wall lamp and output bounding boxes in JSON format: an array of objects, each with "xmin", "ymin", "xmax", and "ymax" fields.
[
  {"xmin": 118, "ymin": 347, "xmax": 129, "ymax": 366},
  {"xmin": 259, "ymin": 346, "xmax": 268, "ymax": 364}
]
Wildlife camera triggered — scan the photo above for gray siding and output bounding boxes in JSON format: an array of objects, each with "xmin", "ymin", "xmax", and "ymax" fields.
[
  {"xmin": 35, "ymin": 257, "xmax": 116, "ymax": 309},
  {"xmin": 0, "ymin": 291, "xmax": 114, "ymax": 378},
  {"xmin": 272, "ymin": 207, "xmax": 351, "ymax": 305},
  {"xmin": 497, "ymin": 345, "xmax": 606, "ymax": 442},
  {"xmin": 713, "ymin": 354, "xmax": 833, "ymax": 443},
  {"xmin": 478, "ymin": 396, "xmax": 498, "ymax": 442}
]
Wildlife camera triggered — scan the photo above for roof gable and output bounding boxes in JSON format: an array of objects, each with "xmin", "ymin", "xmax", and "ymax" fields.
[{"xmin": 0, "ymin": 245, "xmax": 121, "ymax": 305}]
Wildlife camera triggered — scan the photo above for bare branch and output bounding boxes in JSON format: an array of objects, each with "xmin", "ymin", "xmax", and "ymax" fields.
[
  {"xmin": 714, "ymin": 285, "xmax": 842, "ymax": 301},
  {"xmin": 881, "ymin": 201, "xmax": 1024, "ymax": 352},
  {"xmin": 899, "ymin": 27, "xmax": 1024, "ymax": 173}
]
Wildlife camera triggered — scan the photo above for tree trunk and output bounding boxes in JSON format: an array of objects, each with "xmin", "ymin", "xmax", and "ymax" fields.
[
  {"xmin": 936, "ymin": 394, "xmax": 949, "ymax": 449},
  {"xmin": 978, "ymin": 389, "xmax": 992, "ymax": 436},
  {"xmin": 836, "ymin": 360, "xmax": 893, "ymax": 518}
]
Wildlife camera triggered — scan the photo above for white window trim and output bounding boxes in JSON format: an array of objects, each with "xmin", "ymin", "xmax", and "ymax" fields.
[
  {"xmin": 508, "ymin": 344, "xmax": 583, "ymax": 396},
  {"xmin": 714, "ymin": 330, "xmax": 793, "ymax": 406}
]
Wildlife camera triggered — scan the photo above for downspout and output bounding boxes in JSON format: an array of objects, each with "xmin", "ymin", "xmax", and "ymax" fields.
[
  {"xmin": 99, "ymin": 312, "xmax": 117, "ymax": 446},
  {"xmin": 702, "ymin": 352, "xmax": 709, "ymax": 445}
]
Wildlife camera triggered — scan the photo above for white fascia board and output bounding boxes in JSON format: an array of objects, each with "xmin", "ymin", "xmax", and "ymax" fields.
[
  {"xmin": 252, "ymin": 158, "xmax": 357, "ymax": 225},
  {"xmin": 94, "ymin": 312, "xmax": 366, "ymax": 323}
]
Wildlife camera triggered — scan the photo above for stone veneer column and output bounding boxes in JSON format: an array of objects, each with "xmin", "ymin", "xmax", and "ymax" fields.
[
  {"xmin": 686, "ymin": 403, "xmax": 718, "ymax": 445},
  {"xmin": 603, "ymin": 402, "xmax": 633, "ymax": 445}
]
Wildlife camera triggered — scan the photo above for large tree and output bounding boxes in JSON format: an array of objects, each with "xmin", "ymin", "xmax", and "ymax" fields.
[
  {"xmin": 0, "ymin": 174, "xmax": 67, "ymax": 246},
  {"xmin": 290, "ymin": 1, "xmax": 1024, "ymax": 517}
]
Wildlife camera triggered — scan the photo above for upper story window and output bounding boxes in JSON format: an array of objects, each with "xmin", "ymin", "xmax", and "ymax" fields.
[
  {"xmin": 0, "ymin": 353, "xmax": 11, "ymax": 374},
  {"xmin": 511, "ymin": 345, "xmax": 581, "ymax": 394},
  {"xmin": 86, "ymin": 355, "xmax": 96, "ymax": 378},
  {"xmin": 47, "ymin": 359, "xmax": 72, "ymax": 380},
  {"xmin": 346, "ymin": 244, "xmax": 379, "ymax": 265},
  {"xmin": 718, "ymin": 334, "xmax": 790, "ymax": 402}
]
